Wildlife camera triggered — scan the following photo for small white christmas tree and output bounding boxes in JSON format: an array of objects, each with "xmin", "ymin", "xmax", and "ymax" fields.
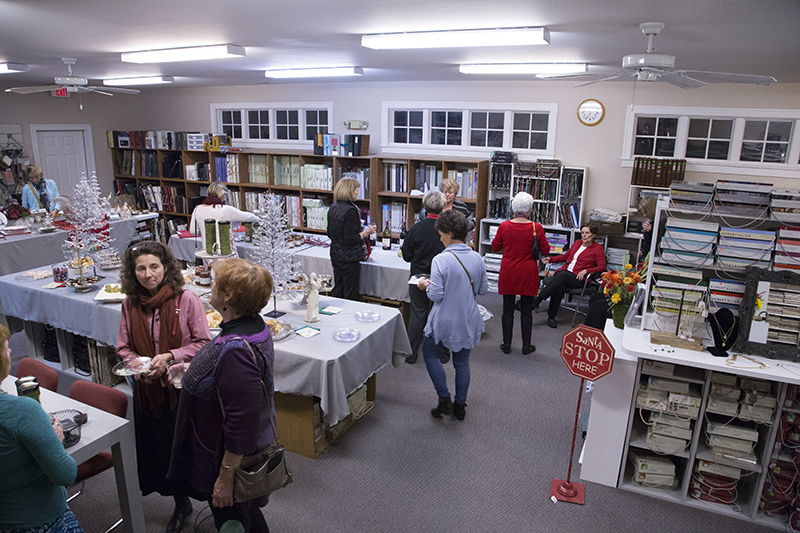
[
  {"xmin": 251, "ymin": 193, "xmax": 297, "ymax": 298},
  {"xmin": 61, "ymin": 172, "xmax": 115, "ymax": 270}
]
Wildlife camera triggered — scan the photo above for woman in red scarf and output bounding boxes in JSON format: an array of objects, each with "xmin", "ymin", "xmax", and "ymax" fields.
[{"xmin": 117, "ymin": 241, "xmax": 211, "ymax": 533}]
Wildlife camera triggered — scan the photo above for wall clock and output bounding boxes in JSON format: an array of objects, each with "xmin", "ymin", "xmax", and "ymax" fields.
[{"xmin": 577, "ymin": 99, "xmax": 605, "ymax": 126}]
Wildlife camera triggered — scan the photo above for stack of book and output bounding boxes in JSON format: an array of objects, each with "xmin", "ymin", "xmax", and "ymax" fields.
[
  {"xmin": 661, "ymin": 218, "xmax": 718, "ymax": 267},
  {"xmin": 669, "ymin": 182, "xmax": 714, "ymax": 212},
  {"xmin": 650, "ymin": 264, "xmax": 707, "ymax": 316},
  {"xmin": 248, "ymin": 155, "xmax": 269, "ymax": 184},
  {"xmin": 301, "ymin": 164, "xmax": 333, "ymax": 190},
  {"xmin": 545, "ymin": 232, "xmax": 568, "ymax": 254},
  {"xmin": 764, "ymin": 283, "xmax": 800, "ymax": 346},
  {"xmin": 714, "ymin": 180, "xmax": 772, "ymax": 218},
  {"xmin": 414, "ymin": 163, "xmax": 442, "ymax": 193},
  {"xmin": 274, "ymin": 156, "xmax": 301, "ymax": 186},
  {"xmin": 605, "ymin": 247, "xmax": 629, "ymax": 272},
  {"xmin": 709, "ymin": 278, "xmax": 745, "ymax": 314},
  {"xmin": 631, "ymin": 157, "xmax": 686, "ymax": 187},
  {"xmin": 774, "ymin": 226, "xmax": 800, "ymax": 272},
  {"xmin": 716, "ymin": 227, "xmax": 775, "ymax": 269},
  {"xmin": 384, "ymin": 160, "xmax": 408, "ymax": 193},
  {"xmin": 771, "ymin": 189, "xmax": 800, "ymax": 224}
]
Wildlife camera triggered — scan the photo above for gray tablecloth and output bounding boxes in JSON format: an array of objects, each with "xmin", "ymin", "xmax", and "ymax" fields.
[
  {"xmin": 169, "ymin": 234, "xmax": 412, "ymax": 302},
  {"xmin": 0, "ymin": 213, "xmax": 157, "ymax": 277},
  {"xmin": 0, "ymin": 268, "xmax": 411, "ymax": 425}
]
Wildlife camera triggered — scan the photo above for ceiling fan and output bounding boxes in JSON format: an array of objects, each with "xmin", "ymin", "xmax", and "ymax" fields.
[
  {"xmin": 5, "ymin": 58, "xmax": 141, "ymax": 98},
  {"xmin": 574, "ymin": 22, "xmax": 777, "ymax": 89}
]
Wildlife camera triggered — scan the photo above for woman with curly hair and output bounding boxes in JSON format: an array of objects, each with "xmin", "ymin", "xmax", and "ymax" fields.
[{"xmin": 117, "ymin": 240, "xmax": 211, "ymax": 533}]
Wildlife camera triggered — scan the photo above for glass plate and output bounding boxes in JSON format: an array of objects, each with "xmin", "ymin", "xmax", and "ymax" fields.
[
  {"xmin": 265, "ymin": 319, "xmax": 293, "ymax": 341},
  {"xmin": 354, "ymin": 310, "xmax": 381, "ymax": 323},
  {"xmin": 112, "ymin": 356, "xmax": 152, "ymax": 376},
  {"xmin": 333, "ymin": 328, "xmax": 361, "ymax": 342}
]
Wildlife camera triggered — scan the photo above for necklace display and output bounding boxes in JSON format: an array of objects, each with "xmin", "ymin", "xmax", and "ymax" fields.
[{"xmin": 711, "ymin": 312, "xmax": 736, "ymax": 346}]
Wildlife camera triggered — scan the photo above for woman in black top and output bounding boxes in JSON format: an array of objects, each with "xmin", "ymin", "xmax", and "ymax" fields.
[{"xmin": 326, "ymin": 179, "xmax": 376, "ymax": 300}]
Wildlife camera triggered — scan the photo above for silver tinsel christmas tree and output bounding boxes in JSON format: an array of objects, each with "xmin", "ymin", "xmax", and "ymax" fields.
[
  {"xmin": 61, "ymin": 172, "xmax": 115, "ymax": 267},
  {"xmin": 251, "ymin": 193, "xmax": 297, "ymax": 297}
]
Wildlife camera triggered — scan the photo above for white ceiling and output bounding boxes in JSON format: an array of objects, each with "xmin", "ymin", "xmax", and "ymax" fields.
[{"xmin": 1, "ymin": 0, "xmax": 799, "ymax": 92}]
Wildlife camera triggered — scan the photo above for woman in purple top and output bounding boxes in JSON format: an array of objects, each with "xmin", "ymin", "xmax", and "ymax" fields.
[{"xmin": 168, "ymin": 258, "xmax": 275, "ymax": 533}]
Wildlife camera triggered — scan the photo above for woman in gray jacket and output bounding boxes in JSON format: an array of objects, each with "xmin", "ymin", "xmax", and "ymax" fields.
[{"xmin": 417, "ymin": 210, "xmax": 488, "ymax": 421}]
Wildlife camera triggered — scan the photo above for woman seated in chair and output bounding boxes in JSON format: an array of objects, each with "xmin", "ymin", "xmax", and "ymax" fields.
[
  {"xmin": 0, "ymin": 324, "xmax": 84, "ymax": 533},
  {"xmin": 536, "ymin": 222, "xmax": 606, "ymax": 329}
]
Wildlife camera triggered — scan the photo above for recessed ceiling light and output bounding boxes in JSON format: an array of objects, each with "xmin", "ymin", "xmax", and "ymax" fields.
[
  {"xmin": 0, "ymin": 63, "xmax": 29, "ymax": 74},
  {"xmin": 103, "ymin": 76, "xmax": 175, "ymax": 86},
  {"xmin": 459, "ymin": 63, "xmax": 587, "ymax": 75},
  {"xmin": 121, "ymin": 44, "xmax": 245, "ymax": 63},
  {"xmin": 362, "ymin": 27, "xmax": 549, "ymax": 49},
  {"xmin": 265, "ymin": 67, "xmax": 364, "ymax": 78}
]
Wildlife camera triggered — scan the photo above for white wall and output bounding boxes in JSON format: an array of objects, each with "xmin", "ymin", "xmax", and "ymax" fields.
[{"xmin": 3, "ymin": 79, "xmax": 799, "ymax": 218}]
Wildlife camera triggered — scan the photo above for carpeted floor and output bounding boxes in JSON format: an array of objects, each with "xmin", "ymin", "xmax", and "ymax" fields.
[{"xmin": 13, "ymin": 293, "xmax": 775, "ymax": 532}]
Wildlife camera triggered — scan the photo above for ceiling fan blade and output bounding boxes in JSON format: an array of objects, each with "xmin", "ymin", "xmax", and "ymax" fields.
[
  {"xmin": 93, "ymin": 86, "xmax": 141, "ymax": 95},
  {"xmin": 674, "ymin": 70, "xmax": 777, "ymax": 85},
  {"xmin": 574, "ymin": 72, "xmax": 635, "ymax": 88},
  {"xmin": 535, "ymin": 73, "xmax": 594, "ymax": 80},
  {"xmin": 658, "ymin": 71, "xmax": 707, "ymax": 89},
  {"xmin": 5, "ymin": 85, "xmax": 60, "ymax": 94},
  {"xmin": 85, "ymin": 87, "xmax": 115, "ymax": 97}
]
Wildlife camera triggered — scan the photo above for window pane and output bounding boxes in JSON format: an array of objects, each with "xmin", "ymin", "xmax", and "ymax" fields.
[
  {"xmin": 432, "ymin": 112, "xmax": 446, "ymax": 128},
  {"xmin": 409, "ymin": 128, "xmax": 423, "ymax": 144},
  {"xmin": 764, "ymin": 143, "xmax": 788, "ymax": 163},
  {"xmin": 261, "ymin": 126, "xmax": 269, "ymax": 139},
  {"xmin": 260, "ymin": 111, "xmax": 269, "ymax": 123},
  {"xmin": 446, "ymin": 130, "xmax": 461, "ymax": 145},
  {"xmin": 530, "ymin": 113, "xmax": 548, "ymax": 131},
  {"xmin": 636, "ymin": 117, "xmax": 656, "ymax": 136},
  {"xmin": 710, "ymin": 120, "xmax": 732, "ymax": 139},
  {"xmin": 431, "ymin": 129, "xmax": 445, "ymax": 145},
  {"xmin": 488, "ymin": 112, "xmax": 505, "ymax": 130},
  {"xmin": 306, "ymin": 110, "xmax": 317, "ymax": 125},
  {"xmin": 685, "ymin": 139, "xmax": 707, "ymax": 159},
  {"xmin": 471, "ymin": 112, "xmax": 487, "ymax": 129},
  {"xmin": 289, "ymin": 126, "xmax": 299, "ymax": 139},
  {"xmin": 233, "ymin": 126, "xmax": 242, "ymax": 138},
  {"xmin": 657, "ymin": 118, "xmax": 678, "ymax": 137},
  {"xmin": 530, "ymin": 132, "xmax": 547, "ymax": 150},
  {"xmin": 512, "ymin": 131, "xmax": 528, "ymax": 149},
  {"xmin": 487, "ymin": 130, "xmax": 504, "ymax": 147},
  {"xmin": 513, "ymin": 113, "xmax": 530, "ymax": 130},
  {"xmin": 277, "ymin": 126, "xmax": 288, "ymax": 140},
  {"xmin": 447, "ymin": 112, "xmax": 462, "ymax": 128},
  {"xmin": 232, "ymin": 111, "xmax": 241, "ymax": 122},
  {"xmin": 394, "ymin": 111, "xmax": 408, "ymax": 127},
  {"xmin": 223, "ymin": 125, "xmax": 233, "ymax": 137},
  {"xmin": 248, "ymin": 111, "xmax": 259, "ymax": 124},
  {"xmin": 470, "ymin": 130, "xmax": 486, "ymax": 147},
  {"xmin": 707, "ymin": 141, "xmax": 729, "ymax": 160},
  {"xmin": 409, "ymin": 111, "xmax": 423, "ymax": 127},
  {"xmin": 634, "ymin": 137, "xmax": 654, "ymax": 156},
  {"xmin": 318, "ymin": 110, "xmax": 328, "ymax": 124},
  {"xmin": 768, "ymin": 121, "xmax": 792, "ymax": 142},
  {"xmin": 222, "ymin": 111, "xmax": 232, "ymax": 123},
  {"xmin": 740, "ymin": 141, "xmax": 762, "ymax": 161},
  {"xmin": 249, "ymin": 125, "xmax": 259, "ymax": 138},
  {"xmin": 655, "ymin": 138, "xmax": 675, "ymax": 156},
  {"xmin": 306, "ymin": 126, "xmax": 316, "ymax": 140},
  {"xmin": 743, "ymin": 120, "xmax": 766, "ymax": 141},
  {"xmin": 394, "ymin": 128, "xmax": 408, "ymax": 143},
  {"xmin": 320, "ymin": 126, "xmax": 328, "ymax": 135},
  {"xmin": 688, "ymin": 119, "xmax": 709, "ymax": 138},
  {"xmin": 288, "ymin": 111, "xmax": 298, "ymax": 123}
]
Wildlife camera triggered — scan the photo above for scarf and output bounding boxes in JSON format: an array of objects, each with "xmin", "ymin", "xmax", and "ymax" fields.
[
  {"xmin": 129, "ymin": 285, "xmax": 183, "ymax": 417},
  {"xmin": 35, "ymin": 180, "xmax": 52, "ymax": 212},
  {"xmin": 203, "ymin": 196, "xmax": 224, "ymax": 206}
]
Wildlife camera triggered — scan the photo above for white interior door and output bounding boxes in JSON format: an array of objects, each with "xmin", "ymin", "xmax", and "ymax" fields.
[{"xmin": 30, "ymin": 125, "xmax": 95, "ymax": 195}]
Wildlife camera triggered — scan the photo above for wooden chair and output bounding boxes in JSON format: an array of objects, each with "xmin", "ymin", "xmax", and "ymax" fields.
[
  {"xmin": 67, "ymin": 381, "xmax": 129, "ymax": 532},
  {"xmin": 15, "ymin": 357, "xmax": 59, "ymax": 392}
]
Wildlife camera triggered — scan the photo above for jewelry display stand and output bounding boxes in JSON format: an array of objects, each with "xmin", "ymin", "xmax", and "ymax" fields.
[{"xmin": 707, "ymin": 308, "xmax": 738, "ymax": 357}]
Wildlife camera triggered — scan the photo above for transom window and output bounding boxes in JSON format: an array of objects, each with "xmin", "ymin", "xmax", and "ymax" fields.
[
  {"xmin": 634, "ymin": 117, "xmax": 678, "ymax": 157},
  {"xmin": 512, "ymin": 112, "xmax": 549, "ymax": 150},
  {"xmin": 393, "ymin": 111, "xmax": 423, "ymax": 144},
  {"xmin": 686, "ymin": 118, "xmax": 732, "ymax": 160},
  {"xmin": 740, "ymin": 120, "xmax": 792, "ymax": 163},
  {"xmin": 221, "ymin": 110, "xmax": 242, "ymax": 139},
  {"xmin": 305, "ymin": 110, "xmax": 329, "ymax": 141},
  {"xmin": 471, "ymin": 111, "xmax": 505, "ymax": 148},
  {"xmin": 248, "ymin": 110, "xmax": 269, "ymax": 140},
  {"xmin": 211, "ymin": 103, "xmax": 332, "ymax": 148},
  {"xmin": 431, "ymin": 111, "xmax": 462, "ymax": 145},
  {"xmin": 276, "ymin": 110, "xmax": 300, "ymax": 140}
]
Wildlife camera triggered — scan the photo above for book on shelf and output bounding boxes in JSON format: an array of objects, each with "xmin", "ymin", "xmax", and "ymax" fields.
[
  {"xmin": 490, "ymin": 162, "xmax": 512, "ymax": 189},
  {"xmin": 384, "ymin": 160, "xmax": 408, "ymax": 193},
  {"xmin": 631, "ymin": 157, "xmax": 686, "ymax": 187},
  {"xmin": 709, "ymin": 278, "xmax": 745, "ymax": 294},
  {"xmin": 718, "ymin": 227, "xmax": 775, "ymax": 242},
  {"xmin": 660, "ymin": 236, "xmax": 714, "ymax": 254},
  {"xmin": 666, "ymin": 217, "xmax": 719, "ymax": 233},
  {"xmin": 715, "ymin": 256, "xmax": 770, "ymax": 269},
  {"xmin": 341, "ymin": 167, "xmax": 370, "ymax": 199},
  {"xmin": 779, "ymin": 226, "xmax": 800, "ymax": 239},
  {"xmin": 709, "ymin": 291, "xmax": 744, "ymax": 305},
  {"xmin": 226, "ymin": 154, "xmax": 239, "ymax": 183},
  {"xmin": 651, "ymin": 263, "xmax": 704, "ymax": 281},
  {"xmin": 664, "ymin": 228, "xmax": 718, "ymax": 245},
  {"xmin": 716, "ymin": 245, "xmax": 772, "ymax": 261},
  {"xmin": 651, "ymin": 287, "xmax": 705, "ymax": 301},
  {"xmin": 656, "ymin": 278, "xmax": 708, "ymax": 292},
  {"xmin": 560, "ymin": 169, "xmax": 583, "ymax": 197},
  {"xmin": 715, "ymin": 180, "xmax": 773, "ymax": 195},
  {"xmin": 274, "ymin": 156, "xmax": 300, "ymax": 186},
  {"xmin": 301, "ymin": 164, "xmax": 333, "ymax": 190},
  {"xmin": 718, "ymin": 236, "xmax": 774, "ymax": 251},
  {"xmin": 661, "ymin": 250, "xmax": 714, "ymax": 267},
  {"xmin": 248, "ymin": 154, "xmax": 269, "ymax": 184}
]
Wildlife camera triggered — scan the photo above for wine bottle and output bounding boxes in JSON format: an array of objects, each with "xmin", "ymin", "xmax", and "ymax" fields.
[
  {"xmin": 399, "ymin": 226, "xmax": 407, "ymax": 248},
  {"xmin": 368, "ymin": 215, "xmax": 377, "ymax": 246},
  {"xmin": 382, "ymin": 222, "xmax": 392, "ymax": 250}
]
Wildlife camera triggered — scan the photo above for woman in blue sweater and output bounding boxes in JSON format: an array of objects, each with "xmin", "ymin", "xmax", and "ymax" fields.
[
  {"xmin": 417, "ymin": 210, "xmax": 488, "ymax": 421},
  {"xmin": 0, "ymin": 324, "xmax": 83, "ymax": 532}
]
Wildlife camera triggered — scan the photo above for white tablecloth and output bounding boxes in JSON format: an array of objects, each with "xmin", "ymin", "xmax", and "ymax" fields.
[
  {"xmin": 0, "ymin": 268, "xmax": 411, "ymax": 425},
  {"xmin": 169, "ymin": 234, "xmax": 412, "ymax": 303}
]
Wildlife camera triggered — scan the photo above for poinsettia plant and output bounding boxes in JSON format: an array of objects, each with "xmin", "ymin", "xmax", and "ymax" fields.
[
  {"xmin": 601, "ymin": 256, "xmax": 648, "ymax": 309},
  {"xmin": 2, "ymin": 200, "xmax": 30, "ymax": 221}
]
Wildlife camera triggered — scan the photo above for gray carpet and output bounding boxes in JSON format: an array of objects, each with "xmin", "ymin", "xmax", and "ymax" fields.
[{"xmin": 11, "ymin": 293, "xmax": 774, "ymax": 532}]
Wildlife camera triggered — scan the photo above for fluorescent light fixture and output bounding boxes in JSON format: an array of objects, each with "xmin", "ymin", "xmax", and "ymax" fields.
[
  {"xmin": 362, "ymin": 27, "xmax": 549, "ymax": 49},
  {"xmin": 103, "ymin": 76, "xmax": 174, "ymax": 86},
  {"xmin": 121, "ymin": 44, "xmax": 245, "ymax": 63},
  {"xmin": 265, "ymin": 67, "xmax": 363, "ymax": 79},
  {"xmin": 459, "ymin": 63, "xmax": 587, "ymax": 75},
  {"xmin": 0, "ymin": 63, "xmax": 29, "ymax": 74}
]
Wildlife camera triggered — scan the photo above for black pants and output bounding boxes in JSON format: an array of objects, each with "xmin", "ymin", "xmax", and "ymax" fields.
[
  {"xmin": 503, "ymin": 294, "xmax": 533, "ymax": 317},
  {"xmin": 584, "ymin": 293, "xmax": 611, "ymax": 330},
  {"xmin": 408, "ymin": 284, "xmax": 433, "ymax": 358},
  {"xmin": 538, "ymin": 270, "xmax": 585, "ymax": 319},
  {"xmin": 330, "ymin": 259, "xmax": 361, "ymax": 301}
]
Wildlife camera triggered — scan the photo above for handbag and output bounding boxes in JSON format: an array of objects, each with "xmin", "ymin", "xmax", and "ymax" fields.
[
  {"xmin": 531, "ymin": 223, "xmax": 541, "ymax": 261},
  {"xmin": 217, "ymin": 339, "xmax": 293, "ymax": 503},
  {"xmin": 360, "ymin": 237, "xmax": 372, "ymax": 262}
]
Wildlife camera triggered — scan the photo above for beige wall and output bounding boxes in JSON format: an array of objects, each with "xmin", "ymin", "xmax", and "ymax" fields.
[{"xmin": 3, "ymin": 80, "xmax": 799, "ymax": 218}]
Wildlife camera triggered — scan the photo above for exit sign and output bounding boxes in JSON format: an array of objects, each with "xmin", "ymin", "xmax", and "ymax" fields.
[{"xmin": 52, "ymin": 86, "xmax": 69, "ymax": 98}]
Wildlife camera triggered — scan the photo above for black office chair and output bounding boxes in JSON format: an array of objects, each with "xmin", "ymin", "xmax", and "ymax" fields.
[{"xmin": 539, "ymin": 262, "xmax": 601, "ymax": 326}]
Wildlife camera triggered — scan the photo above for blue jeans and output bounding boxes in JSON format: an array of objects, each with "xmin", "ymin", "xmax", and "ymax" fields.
[{"xmin": 422, "ymin": 335, "xmax": 471, "ymax": 404}]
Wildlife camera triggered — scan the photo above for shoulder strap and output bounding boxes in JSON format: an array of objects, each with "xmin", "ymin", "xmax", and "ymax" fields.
[
  {"xmin": 447, "ymin": 250, "xmax": 475, "ymax": 297},
  {"xmin": 27, "ymin": 183, "xmax": 44, "ymax": 209}
]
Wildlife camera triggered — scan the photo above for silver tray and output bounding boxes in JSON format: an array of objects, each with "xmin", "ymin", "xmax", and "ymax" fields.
[
  {"xmin": 112, "ymin": 356, "xmax": 152, "ymax": 376},
  {"xmin": 265, "ymin": 320, "xmax": 293, "ymax": 341}
]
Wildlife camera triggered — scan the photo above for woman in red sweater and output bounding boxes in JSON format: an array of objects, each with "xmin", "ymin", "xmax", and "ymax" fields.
[
  {"xmin": 492, "ymin": 192, "xmax": 550, "ymax": 355},
  {"xmin": 536, "ymin": 221, "xmax": 606, "ymax": 328}
]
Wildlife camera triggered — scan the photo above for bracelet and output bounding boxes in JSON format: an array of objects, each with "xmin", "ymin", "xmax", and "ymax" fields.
[{"xmin": 220, "ymin": 464, "xmax": 238, "ymax": 471}]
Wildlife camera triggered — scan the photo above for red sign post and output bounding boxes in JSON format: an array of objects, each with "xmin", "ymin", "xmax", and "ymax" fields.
[{"xmin": 550, "ymin": 325, "xmax": 615, "ymax": 505}]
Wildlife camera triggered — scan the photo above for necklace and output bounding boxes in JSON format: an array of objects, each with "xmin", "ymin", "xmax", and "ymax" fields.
[
  {"xmin": 710, "ymin": 312, "xmax": 736, "ymax": 346},
  {"xmin": 725, "ymin": 354, "xmax": 770, "ymax": 370}
]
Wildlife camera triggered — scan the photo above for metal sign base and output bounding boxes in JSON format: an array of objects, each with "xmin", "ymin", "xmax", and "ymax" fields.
[{"xmin": 549, "ymin": 478, "xmax": 585, "ymax": 505}]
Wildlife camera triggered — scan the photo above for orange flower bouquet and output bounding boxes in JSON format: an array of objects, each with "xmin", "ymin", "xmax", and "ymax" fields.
[{"xmin": 600, "ymin": 257, "xmax": 648, "ymax": 328}]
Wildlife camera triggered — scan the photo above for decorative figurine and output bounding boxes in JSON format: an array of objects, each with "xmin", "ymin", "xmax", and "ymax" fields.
[{"xmin": 305, "ymin": 272, "xmax": 322, "ymax": 323}]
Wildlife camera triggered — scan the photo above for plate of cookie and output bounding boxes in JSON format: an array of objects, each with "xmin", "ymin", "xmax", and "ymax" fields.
[{"xmin": 94, "ymin": 283, "xmax": 126, "ymax": 303}]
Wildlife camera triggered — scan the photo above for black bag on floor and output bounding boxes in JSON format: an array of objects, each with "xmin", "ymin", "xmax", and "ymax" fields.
[
  {"xmin": 42, "ymin": 326, "xmax": 60, "ymax": 363},
  {"xmin": 72, "ymin": 335, "xmax": 92, "ymax": 376}
]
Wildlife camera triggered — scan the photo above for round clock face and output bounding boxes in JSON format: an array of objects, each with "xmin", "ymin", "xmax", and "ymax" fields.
[{"xmin": 578, "ymin": 99, "xmax": 605, "ymax": 126}]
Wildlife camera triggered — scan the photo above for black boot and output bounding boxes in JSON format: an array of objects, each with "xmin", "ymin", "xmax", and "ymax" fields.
[
  {"xmin": 521, "ymin": 315, "xmax": 535, "ymax": 354},
  {"xmin": 501, "ymin": 315, "xmax": 513, "ymax": 354},
  {"xmin": 431, "ymin": 396, "xmax": 453, "ymax": 418},
  {"xmin": 532, "ymin": 295, "xmax": 543, "ymax": 311},
  {"xmin": 453, "ymin": 402, "xmax": 467, "ymax": 421},
  {"xmin": 166, "ymin": 496, "xmax": 192, "ymax": 533}
]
